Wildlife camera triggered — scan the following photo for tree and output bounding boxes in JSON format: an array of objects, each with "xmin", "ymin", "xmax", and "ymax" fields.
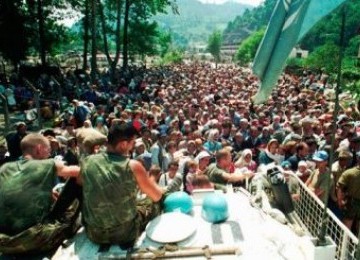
[
  {"xmin": 27, "ymin": 0, "xmax": 82, "ymax": 65},
  {"xmin": 0, "ymin": 1, "xmax": 28, "ymax": 69},
  {"xmin": 120, "ymin": 0, "xmax": 172, "ymax": 68},
  {"xmin": 207, "ymin": 30, "xmax": 222, "ymax": 67},
  {"xmin": 128, "ymin": 20, "xmax": 160, "ymax": 59},
  {"xmin": 223, "ymin": 0, "xmax": 276, "ymax": 44},
  {"xmin": 235, "ymin": 28, "xmax": 264, "ymax": 65},
  {"xmin": 305, "ymin": 42, "xmax": 340, "ymax": 74},
  {"xmin": 37, "ymin": 0, "xmax": 47, "ymax": 65},
  {"xmin": 98, "ymin": 0, "xmax": 123, "ymax": 81},
  {"xmin": 90, "ymin": 0, "xmax": 97, "ymax": 82},
  {"xmin": 161, "ymin": 49, "xmax": 183, "ymax": 65},
  {"xmin": 83, "ymin": 0, "xmax": 90, "ymax": 70},
  {"xmin": 122, "ymin": 0, "xmax": 131, "ymax": 69},
  {"xmin": 158, "ymin": 31, "xmax": 172, "ymax": 57}
]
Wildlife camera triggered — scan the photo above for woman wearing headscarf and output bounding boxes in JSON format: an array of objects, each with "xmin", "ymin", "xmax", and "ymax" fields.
[
  {"xmin": 258, "ymin": 139, "xmax": 284, "ymax": 165},
  {"xmin": 234, "ymin": 149, "xmax": 257, "ymax": 172},
  {"xmin": 203, "ymin": 129, "xmax": 222, "ymax": 155},
  {"xmin": 185, "ymin": 151, "xmax": 213, "ymax": 194}
]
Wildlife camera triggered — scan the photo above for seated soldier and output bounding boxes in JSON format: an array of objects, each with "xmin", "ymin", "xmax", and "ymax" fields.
[
  {"xmin": 0, "ymin": 133, "xmax": 81, "ymax": 255},
  {"xmin": 81, "ymin": 123, "xmax": 164, "ymax": 247}
]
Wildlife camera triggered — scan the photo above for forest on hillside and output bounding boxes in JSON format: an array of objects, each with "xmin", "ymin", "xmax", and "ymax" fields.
[
  {"xmin": 154, "ymin": 0, "xmax": 250, "ymax": 48},
  {"xmin": 224, "ymin": 0, "xmax": 360, "ymax": 54}
]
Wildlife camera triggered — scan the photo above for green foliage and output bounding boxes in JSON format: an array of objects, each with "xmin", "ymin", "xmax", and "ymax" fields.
[
  {"xmin": 345, "ymin": 35, "xmax": 360, "ymax": 57},
  {"xmin": 160, "ymin": 49, "xmax": 183, "ymax": 65},
  {"xmin": 155, "ymin": 0, "xmax": 249, "ymax": 48},
  {"xmin": 235, "ymin": 28, "xmax": 264, "ymax": 65},
  {"xmin": 300, "ymin": 1, "xmax": 360, "ymax": 52},
  {"xmin": 158, "ymin": 31, "xmax": 172, "ymax": 57},
  {"xmin": 128, "ymin": 20, "xmax": 160, "ymax": 57},
  {"xmin": 0, "ymin": 0, "xmax": 82, "ymax": 66},
  {"xmin": 0, "ymin": 1, "xmax": 28, "ymax": 66},
  {"xmin": 225, "ymin": 0, "xmax": 360, "ymax": 57},
  {"xmin": 119, "ymin": 0, "xmax": 172, "ymax": 64},
  {"xmin": 207, "ymin": 30, "xmax": 222, "ymax": 63},
  {"xmin": 304, "ymin": 42, "xmax": 340, "ymax": 73},
  {"xmin": 223, "ymin": 0, "xmax": 276, "ymax": 45},
  {"xmin": 286, "ymin": 57, "xmax": 306, "ymax": 68},
  {"xmin": 343, "ymin": 80, "xmax": 360, "ymax": 101}
]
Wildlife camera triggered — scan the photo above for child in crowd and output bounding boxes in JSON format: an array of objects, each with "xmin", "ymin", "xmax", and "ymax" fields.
[
  {"xmin": 149, "ymin": 165, "xmax": 162, "ymax": 184},
  {"xmin": 296, "ymin": 160, "xmax": 312, "ymax": 182},
  {"xmin": 184, "ymin": 160, "xmax": 199, "ymax": 194}
]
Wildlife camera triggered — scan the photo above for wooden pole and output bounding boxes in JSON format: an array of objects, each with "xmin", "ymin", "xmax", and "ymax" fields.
[
  {"xmin": 98, "ymin": 245, "xmax": 240, "ymax": 259},
  {"xmin": 317, "ymin": 4, "xmax": 346, "ymax": 246}
]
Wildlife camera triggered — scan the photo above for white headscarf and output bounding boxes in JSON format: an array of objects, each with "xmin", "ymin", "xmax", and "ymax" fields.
[{"xmin": 235, "ymin": 149, "xmax": 252, "ymax": 168}]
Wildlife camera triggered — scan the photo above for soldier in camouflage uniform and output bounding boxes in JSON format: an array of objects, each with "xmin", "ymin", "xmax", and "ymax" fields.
[
  {"xmin": 81, "ymin": 123, "xmax": 164, "ymax": 247},
  {"xmin": 0, "ymin": 133, "xmax": 81, "ymax": 255},
  {"xmin": 337, "ymin": 151, "xmax": 360, "ymax": 231}
]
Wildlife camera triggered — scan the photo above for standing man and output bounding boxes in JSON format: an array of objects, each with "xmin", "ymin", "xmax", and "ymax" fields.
[
  {"xmin": 306, "ymin": 150, "xmax": 331, "ymax": 203},
  {"xmin": 0, "ymin": 133, "xmax": 81, "ymax": 254},
  {"xmin": 337, "ymin": 152, "xmax": 360, "ymax": 231},
  {"xmin": 150, "ymin": 132, "xmax": 167, "ymax": 172},
  {"xmin": 5, "ymin": 122, "xmax": 27, "ymax": 161},
  {"xmin": 81, "ymin": 123, "xmax": 164, "ymax": 247}
]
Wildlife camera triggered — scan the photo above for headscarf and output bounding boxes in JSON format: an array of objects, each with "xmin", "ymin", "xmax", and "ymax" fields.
[
  {"xmin": 235, "ymin": 149, "xmax": 252, "ymax": 168},
  {"xmin": 265, "ymin": 139, "xmax": 284, "ymax": 164}
]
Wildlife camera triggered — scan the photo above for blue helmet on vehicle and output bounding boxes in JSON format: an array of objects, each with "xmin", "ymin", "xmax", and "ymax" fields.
[
  {"xmin": 163, "ymin": 191, "xmax": 193, "ymax": 214},
  {"xmin": 202, "ymin": 193, "xmax": 229, "ymax": 223}
]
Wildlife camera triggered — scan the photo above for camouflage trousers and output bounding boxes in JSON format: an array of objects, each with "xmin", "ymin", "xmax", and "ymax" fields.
[
  {"xmin": 344, "ymin": 198, "xmax": 360, "ymax": 219},
  {"xmin": 0, "ymin": 178, "xmax": 82, "ymax": 255},
  {"xmin": 0, "ymin": 202, "xmax": 80, "ymax": 255},
  {"xmin": 86, "ymin": 197, "xmax": 162, "ymax": 247}
]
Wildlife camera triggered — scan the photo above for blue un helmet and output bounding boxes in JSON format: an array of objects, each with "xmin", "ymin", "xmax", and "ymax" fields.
[
  {"xmin": 163, "ymin": 191, "xmax": 193, "ymax": 214},
  {"xmin": 202, "ymin": 193, "xmax": 229, "ymax": 223}
]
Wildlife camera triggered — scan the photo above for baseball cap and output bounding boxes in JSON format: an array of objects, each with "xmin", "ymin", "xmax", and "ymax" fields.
[
  {"xmin": 312, "ymin": 151, "xmax": 329, "ymax": 162},
  {"xmin": 281, "ymin": 161, "xmax": 291, "ymax": 168}
]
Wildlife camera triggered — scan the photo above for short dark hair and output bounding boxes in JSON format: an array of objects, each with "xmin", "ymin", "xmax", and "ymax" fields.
[
  {"xmin": 108, "ymin": 122, "xmax": 138, "ymax": 146},
  {"xmin": 168, "ymin": 160, "xmax": 179, "ymax": 168},
  {"xmin": 296, "ymin": 142, "xmax": 308, "ymax": 153},
  {"xmin": 222, "ymin": 122, "xmax": 232, "ymax": 129}
]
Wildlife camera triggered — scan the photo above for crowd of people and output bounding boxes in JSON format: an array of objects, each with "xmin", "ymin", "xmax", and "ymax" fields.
[{"xmin": 1, "ymin": 61, "xmax": 360, "ymax": 255}]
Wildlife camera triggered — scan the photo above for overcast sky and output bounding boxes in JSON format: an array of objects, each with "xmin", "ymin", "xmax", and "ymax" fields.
[{"xmin": 198, "ymin": 0, "xmax": 263, "ymax": 6}]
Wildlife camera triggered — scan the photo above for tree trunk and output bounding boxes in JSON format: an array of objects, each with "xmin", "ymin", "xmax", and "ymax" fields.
[
  {"xmin": 97, "ymin": 0, "xmax": 112, "ymax": 65},
  {"xmin": 90, "ymin": 0, "xmax": 97, "ymax": 83},
  {"xmin": 111, "ymin": 0, "xmax": 123, "ymax": 82},
  {"xmin": 83, "ymin": 0, "xmax": 90, "ymax": 70},
  {"xmin": 37, "ymin": 0, "xmax": 46, "ymax": 66},
  {"xmin": 122, "ymin": 0, "xmax": 130, "ymax": 69}
]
